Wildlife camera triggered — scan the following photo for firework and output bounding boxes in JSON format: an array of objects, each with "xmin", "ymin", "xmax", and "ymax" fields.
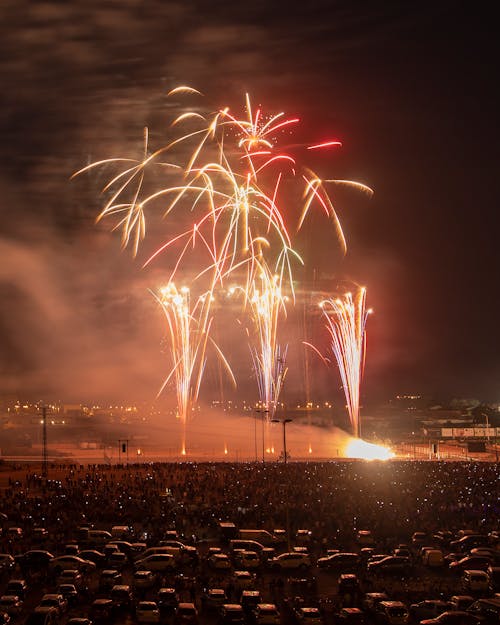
[
  {"xmin": 73, "ymin": 88, "xmax": 373, "ymax": 450},
  {"xmin": 154, "ymin": 283, "xmax": 234, "ymax": 455},
  {"xmin": 319, "ymin": 288, "xmax": 371, "ymax": 438}
]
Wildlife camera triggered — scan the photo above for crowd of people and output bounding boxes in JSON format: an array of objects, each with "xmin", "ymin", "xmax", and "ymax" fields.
[
  {"xmin": 0, "ymin": 459, "xmax": 498, "ymax": 622},
  {"xmin": 1, "ymin": 460, "xmax": 498, "ymax": 551}
]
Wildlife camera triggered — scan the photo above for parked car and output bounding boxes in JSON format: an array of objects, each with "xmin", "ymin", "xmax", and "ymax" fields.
[
  {"xmin": 448, "ymin": 597, "xmax": 474, "ymax": 612},
  {"xmin": 106, "ymin": 551, "xmax": 128, "ymax": 570},
  {"xmin": 16, "ymin": 550, "xmax": 54, "ymax": 570},
  {"xmin": 110, "ymin": 584, "xmax": 134, "ymax": 610},
  {"xmin": 253, "ymin": 603, "xmax": 280, "ymax": 625},
  {"xmin": 57, "ymin": 569, "xmax": 83, "ymax": 588},
  {"xmin": 136, "ymin": 600, "xmax": 160, "ymax": 623},
  {"xmin": 294, "ymin": 606, "xmax": 323, "ymax": 625},
  {"xmin": 367, "ymin": 556, "xmax": 412, "ymax": 576},
  {"xmin": 133, "ymin": 570, "xmax": 156, "ymax": 590},
  {"xmin": 25, "ymin": 607, "xmax": 59, "ymax": 625},
  {"xmin": 269, "ymin": 552, "xmax": 311, "ymax": 571},
  {"xmin": 77, "ymin": 550, "xmax": 106, "ymax": 568},
  {"xmin": 37, "ymin": 593, "xmax": 68, "ymax": 616},
  {"xmin": 218, "ymin": 603, "xmax": 244, "ymax": 625},
  {"xmin": 422, "ymin": 549, "xmax": 445, "ymax": 568},
  {"xmin": 334, "ymin": 607, "xmax": 367, "ymax": 623},
  {"xmin": 362, "ymin": 593, "xmax": 389, "ymax": 615},
  {"xmin": 49, "ymin": 555, "xmax": 96, "ymax": 575},
  {"xmin": 0, "ymin": 596, "xmax": 23, "ymax": 617},
  {"xmin": 409, "ymin": 600, "xmax": 450, "ymax": 622},
  {"xmin": 135, "ymin": 553, "xmax": 176, "ymax": 572},
  {"xmin": 0, "ymin": 556, "xmax": 15, "ymax": 574},
  {"xmin": 5, "ymin": 580, "xmax": 28, "ymax": 600},
  {"xmin": 175, "ymin": 602, "xmax": 198, "ymax": 625},
  {"xmin": 89, "ymin": 598, "xmax": 114, "ymax": 623},
  {"xmin": 461, "ymin": 570, "xmax": 490, "ymax": 593},
  {"xmin": 487, "ymin": 566, "xmax": 500, "ymax": 592},
  {"xmin": 466, "ymin": 597, "xmax": 500, "ymax": 623},
  {"xmin": 317, "ymin": 552, "xmax": 360, "ymax": 570},
  {"xmin": 157, "ymin": 588, "xmax": 179, "ymax": 616},
  {"xmin": 57, "ymin": 584, "xmax": 79, "ymax": 607},
  {"xmin": 98, "ymin": 569, "xmax": 122, "ymax": 591},
  {"xmin": 373, "ymin": 600, "xmax": 409, "ymax": 624},
  {"xmin": 201, "ymin": 588, "xmax": 227, "ymax": 612},
  {"xmin": 234, "ymin": 550, "xmax": 261, "ymax": 569},
  {"xmin": 449, "ymin": 557, "xmax": 491, "ymax": 574},
  {"xmin": 209, "ymin": 553, "xmax": 232, "ymax": 570},
  {"xmin": 240, "ymin": 590, "xmax": 261, "ymax": 615},
  {"xmin": 232, "ymin": 570, "xmax": 256, "ymax": 591},
  {"xmin": 419, "ymin": 611, "xmax": 481, "ymax": 624}
]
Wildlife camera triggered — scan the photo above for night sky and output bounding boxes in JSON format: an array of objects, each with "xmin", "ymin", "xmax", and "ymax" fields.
[{"xmin": 0, "ymin": 1, "xmax": 498, "ymax": 406}]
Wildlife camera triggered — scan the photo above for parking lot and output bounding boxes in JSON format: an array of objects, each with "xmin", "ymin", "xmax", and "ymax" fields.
[{"xmin": 0, "ymin": 460, "xmax": 498, "ymax": 624}]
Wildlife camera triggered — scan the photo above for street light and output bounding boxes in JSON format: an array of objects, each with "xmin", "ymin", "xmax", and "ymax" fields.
[{"xmin": 272, "ymin": 417, "xmax": 292, "ymax": 464}]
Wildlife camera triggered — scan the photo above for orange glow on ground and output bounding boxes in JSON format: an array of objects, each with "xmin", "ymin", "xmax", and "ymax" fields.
[{"xmin": 344, "ymin": 438, "xmax": 394, "ymax": 461}]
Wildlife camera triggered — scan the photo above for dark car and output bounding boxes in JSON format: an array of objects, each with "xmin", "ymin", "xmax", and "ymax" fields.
[
  {"xmin": 449, "ymin": 556, "xmax": 491, "ymax": 574},
  {"xmin": 334, "ymin": 607, "xmax": 366, "ymax": 623},
  {"xmin": 16, "ymin": 550, "xmax": 54, "ymax": 570},
  {"xmin": 466, "ymin": 597, "xmax": 500, "ymax": 623},
  {"xmin": 24, "ymin": 607, "xmax": 59, "ymax": 625},
  {"xmin": 110, "ymin": 584, "xmax": 134, "ymax": 610},
  {"xmin": 219, "ymin": 603, "xmax": 245, "ymax": 625},
  {"xmin": 5, "ymin": 580, "xmax": 28, "ymax": 601},
  {"xmin": 175, "ymin": 602, "xmax": 198, "ymax": 625},
  {"xmin": 89, "ymin": 598, "xmax": 114, "ymax": 623},
  {"xmin": 450, "ymin": 535, "xmax": 490, "ymax": 552},
  {"xmin": 366, "ymin": 555, "xmax": 412, "ymax": 575},
  {"xmin": 338, "ymin": 574, "xmax": 360, "ymax": 595},
  {"xmin": 57, "ymin": 583, "xmax": 79, "ymax": 606},
  {"xmin": 410, "ymin": 600, "xmax": 450, "ymax": 621},
  {"xmin": 98, "ymin": 569, "xmax": 122, "ymax": 591},
  {"xmin": 241, "ymin": 590, "xmax": 261, "ymax": 615},
  {"xmin": 420, "ymin": 611, "xmax": 481, "ymax": 624},
  {"xmin": 201, "ymin": 589, "xmax": 227, "ymax": 613},
  {"xmin": 157, "ymin": 587, "xmax": 179, "ymax": 616},
  {"xmin": 317, "ymin": 552, "xmax": 360, "ymax": 570},
  {"xmin": 77, "ymin": 550, "xmax": 107, "ymax": 568}
]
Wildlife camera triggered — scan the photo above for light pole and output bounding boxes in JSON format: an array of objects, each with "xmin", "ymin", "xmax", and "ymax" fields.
[
  {"xmin": 272, "ymin": 418, "xmax": 292, "ymax": 464},
  {"xmin": 40, "ymin": 405, "xmax": 49, "ymax": 477},
  {"xmin": 255, "ymin": 408, "xmax": 269, "ymax": 463}
]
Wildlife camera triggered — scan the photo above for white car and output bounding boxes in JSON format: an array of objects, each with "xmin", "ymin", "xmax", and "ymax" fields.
[
  {"xmin": 136, "ymin": 601, "xmax": 160, "ymax": 623},
  {"xmin": 269, "ymin": 552, "xmax": 311, "ymax": 570}
]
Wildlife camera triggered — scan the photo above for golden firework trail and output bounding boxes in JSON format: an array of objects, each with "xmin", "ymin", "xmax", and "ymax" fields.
[
  {"xmin": 154, "ymin": 283, "xmax": 234, "ymax": 455},
  {"xmin": 319, "ymin": 288, "xmax": 372, "ymax": 439}
]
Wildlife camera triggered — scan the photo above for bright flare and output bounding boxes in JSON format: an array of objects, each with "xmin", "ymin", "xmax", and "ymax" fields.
[{"xmin": 344, "ymin": 438, "xmax": 395, "ymax": 461}]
